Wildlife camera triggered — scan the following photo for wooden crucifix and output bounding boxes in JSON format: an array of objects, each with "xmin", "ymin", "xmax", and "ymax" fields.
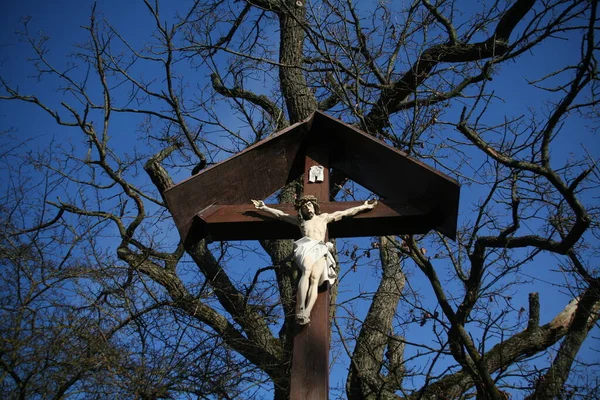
[
  {"xmin": 163, "ymin": 111, "xmax": 460, "ymax": 399},
  {"xmin": 290, "ymin": 138, "xmax": 342, "ymax": 398},
  {"xmin": 251, "ymin": 138, "xmax": 378, "ymax": 398}
]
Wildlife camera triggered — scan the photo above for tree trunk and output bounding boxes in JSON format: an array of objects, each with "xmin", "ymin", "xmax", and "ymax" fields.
[{"xmin": 278, "ymin": 6, "xmax": 317, "ymax": 122}]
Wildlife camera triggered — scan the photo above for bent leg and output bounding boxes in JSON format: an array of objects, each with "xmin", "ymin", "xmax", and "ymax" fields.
[
  {"xmin": 300, "ymin": 257, "xmax": 327, "ymax": 324},
  {"xmin": 296, "ymin": 272, "xmax": 310, "ymax": 323},
  {"xmin": 296, "ymin": 255, "xmax": 315, "ymax": 325}
]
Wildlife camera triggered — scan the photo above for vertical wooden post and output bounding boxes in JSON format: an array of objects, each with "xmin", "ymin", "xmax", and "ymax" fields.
[{"xmin": 289, "ymin": 139, "xmax": 330, "ymax": 400}]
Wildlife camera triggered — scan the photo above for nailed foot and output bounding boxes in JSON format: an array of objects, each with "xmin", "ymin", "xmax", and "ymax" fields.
[{"xmin": 296, "ymin": 313, "xmax": 310, "ymax": 325}]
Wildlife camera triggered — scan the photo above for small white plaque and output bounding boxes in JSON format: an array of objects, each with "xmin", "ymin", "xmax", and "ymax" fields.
[{"xmin": 308, "ymin": 165, "xmax": 324, "ymax": 182}]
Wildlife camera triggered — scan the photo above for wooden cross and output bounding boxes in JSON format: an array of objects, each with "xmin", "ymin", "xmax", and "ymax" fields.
[
  {"xmin": 163, "ymin": 111, "xmax": 459, "ymax": 399},
  {"xmin": 288, "ymin": 135, "xmax": 332, "ymax": 399}
]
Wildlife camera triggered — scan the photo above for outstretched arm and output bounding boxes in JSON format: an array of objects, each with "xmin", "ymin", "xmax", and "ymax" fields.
[
  {"xmin": 251, "ymin": 200, "xmax": 299, "ymax": 225},
  {"xmin": 325, "ymin": 200, "xmax": 377, "ymax": 223}
]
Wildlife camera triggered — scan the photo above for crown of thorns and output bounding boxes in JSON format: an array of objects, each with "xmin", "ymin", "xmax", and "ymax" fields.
[{"xmin": 294, "ymin": 195, "xmax": 320, "ymax": 213}]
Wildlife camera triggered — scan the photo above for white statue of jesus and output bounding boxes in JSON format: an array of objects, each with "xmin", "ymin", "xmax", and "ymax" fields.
[{"xmin": 251, "ymin": 195, "xmax": 377, "ymax": 325}]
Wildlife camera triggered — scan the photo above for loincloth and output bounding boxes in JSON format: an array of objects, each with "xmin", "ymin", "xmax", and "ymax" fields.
[{"xmin": 292, "ymin": 237, "xmax": 337, "ymax": 286}]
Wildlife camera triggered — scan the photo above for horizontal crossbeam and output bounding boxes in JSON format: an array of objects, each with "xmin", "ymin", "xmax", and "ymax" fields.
[{"xmin": 192, "ymin": 201, "xmax": 439, "ymax": 241}]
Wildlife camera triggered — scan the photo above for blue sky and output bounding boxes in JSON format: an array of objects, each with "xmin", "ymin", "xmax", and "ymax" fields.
[{"xmin": 1, "ymin": 0, "xmax": 599, "ymax": 398}]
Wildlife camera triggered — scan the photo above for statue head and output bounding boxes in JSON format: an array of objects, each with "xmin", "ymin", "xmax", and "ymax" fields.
[{"xmin": 294, "ymin": 195, "xmax": 320, "ymax": 220}]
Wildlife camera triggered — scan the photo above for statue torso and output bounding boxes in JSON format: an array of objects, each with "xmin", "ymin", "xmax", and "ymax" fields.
[{"xmin": 299, "ymin": 214, "xmax": 328, "ymax": 242}]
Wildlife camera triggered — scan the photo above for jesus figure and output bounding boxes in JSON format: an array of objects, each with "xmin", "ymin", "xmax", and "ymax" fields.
[{"xmin": 251, "ymin": 195, "xmax": 377, "ymax": 325}]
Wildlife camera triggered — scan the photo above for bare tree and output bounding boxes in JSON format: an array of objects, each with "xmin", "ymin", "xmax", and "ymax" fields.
[
  {"xmin": 0, "ymin": 138, "xmax": 257, "ymax": 398},
  {"xmin": 1, "ymin": 0, "xmax": 598, "ymax": 398}
]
